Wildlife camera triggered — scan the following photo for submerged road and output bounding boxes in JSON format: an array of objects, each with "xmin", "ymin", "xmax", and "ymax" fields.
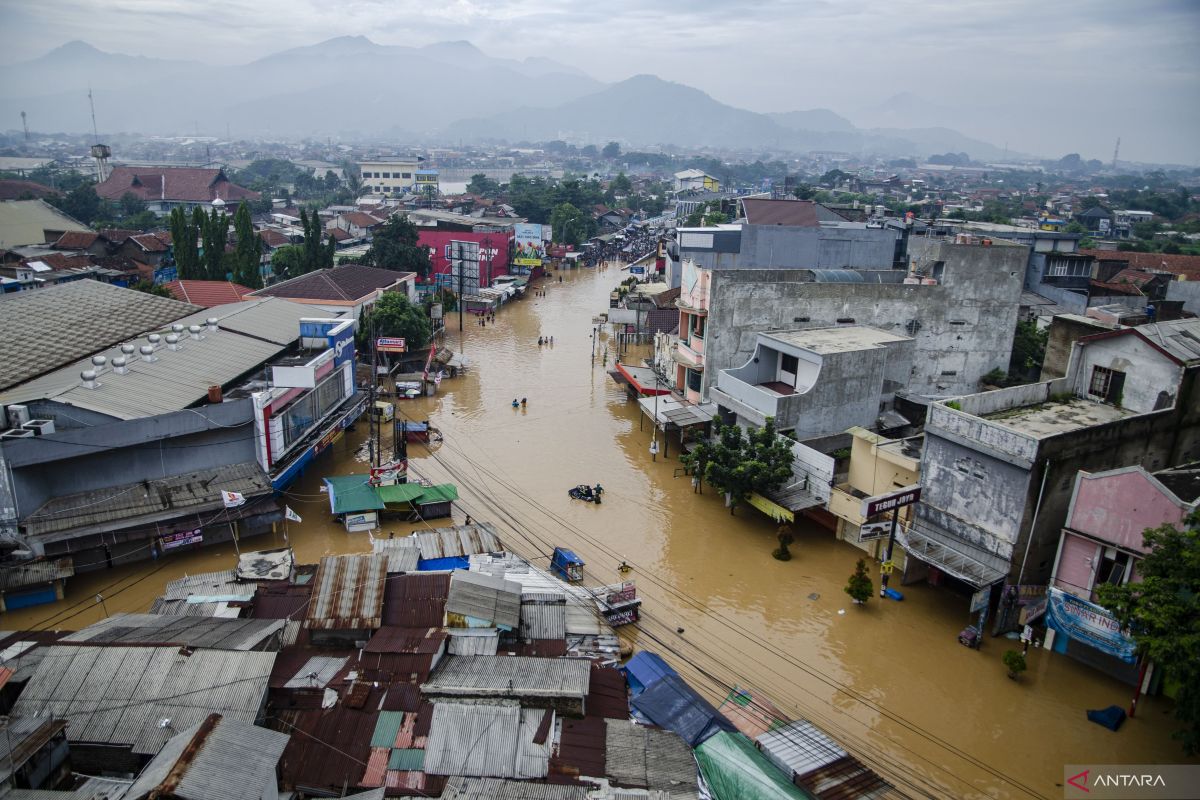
[{"xmin": 5, "ymin": 263, "xmax": 1184, "ymax": 798}]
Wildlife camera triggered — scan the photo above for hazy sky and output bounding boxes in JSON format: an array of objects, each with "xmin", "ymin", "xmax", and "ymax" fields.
[{"xmin": 2, "ymin": 0, "xmax": 1198, "ymax": 163}]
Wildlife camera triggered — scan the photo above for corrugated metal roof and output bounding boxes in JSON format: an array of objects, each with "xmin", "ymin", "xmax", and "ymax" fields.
[
  {"xmin": 306, "ymin": 554, "xmax": 387, "ymax": 630},
  {"xmin": 11, "ymin": 645, "xmax": 274, "ymax": 754},
  {"xmin": 161, "ymin": 570, "xmax": 252, "ymax": 601},
  {"xmin": 61, "ymin": 613, "xmax": 283, "ymax": 651},
  {"xmin": 0, "ymin": 315, "xmax": 284, "ymax": 419},
  {"xmin": 421, "ymin": 655, "xmax": 591, "ymax": 700},
  {"xmin": 0, "ymin": 557, "xmax": 74, "ymax": 591},
  {"xmin": 520, "ymin": 598, "xmax": 566, "ymax": 640},
  {"xmin": 381, "ymin": 573, "xmax": 450, "ymax": 628},
  {"xmin": 5, "ymin": 775, "xmax": 132, "ymax": 799},
  {"xmin": 364, "ymin": 626, "xmax": 447, "ymax": 654},
  {"xmin": 423, "ymin": 703, "xmax": 550, "ymax": 779},
  {"xmin": 388, "ymin": 748, "xmax": 425, "ymax": 771},
  {"xmin": 376, "ymin": 545, "xmax": 419, "ymax": 574},
  {"xmin": 124, "ymin": 713, "xmax": 289, "ymax": 800},
  {"xmin": 447, "ymin": 629, "xmax": 499, "ymax": 656},
  {"xmin": 23, "ymin": 462, "xmax": 272, "ymax": 539},
  {"xmin": 282, "ymin": 655, "xmax": 349, "ymax": 689},
  {"xmin": 756, "ymin": 719, "xmax": 847, "ymax": 780},
  {"xmin": 173, "ymin": 297, "xmax": 337, "ymax": 346},
  {"xmin": 439, "ymin": 777, "xmax": 588, "ymax": 799},
  {"xmin": 370, "ymin": 710, "xmax": 407, "ymax": 748},
  {"xmin": 276, "ymin": 706, "xmax": 379, "ymax": 792},
  {"xmin": 406, "ymin": 523, "xmax": 503, "ymax": 560},
  {"xmin": 0, "ymin": 278, "xmax": 199, "ymax": 392},
  {"xmin": 446, "ymin": 570, "xmax": 521, "ymax": 629},
  {"xmin": 604, "ymin": 719, "xmax": 699, "ymax": 797},
  {"xmin": 361, "ymin": 746, "xmax": 389, "ymax": 788}
]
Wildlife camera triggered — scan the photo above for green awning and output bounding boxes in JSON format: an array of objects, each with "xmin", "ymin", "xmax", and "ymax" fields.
[
  {"xmin": 695, "ymin": 731, "xmax": 815, "ymax": 800},
  {"xmin": 324, "ymin": 475, "xmax": 385, "ymax": 515},
  {"xmin": 419, "ymin": 484, "xmax": 459, "ymax": 503},
  {"xmin": 377, "ymin": 483, "xmax": 426, "ymax": 504}
]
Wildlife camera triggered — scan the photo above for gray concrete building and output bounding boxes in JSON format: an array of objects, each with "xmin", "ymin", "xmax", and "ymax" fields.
[
  {"xmin": 710, "ymin": 326, "xmax": 913, "ymax": 440},
  {"xmin": 905, "ymin": 318, "xmax": 1200, "ymax": 612},
  {"xmin": 696, "ymin": 239, "xmax": 1028, "ymax": 403}
]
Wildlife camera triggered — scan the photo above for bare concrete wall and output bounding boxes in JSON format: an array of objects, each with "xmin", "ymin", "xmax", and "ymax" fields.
[{"xmin": 705, "ymin": 241, "xmax": 1027, "ymax": 401}]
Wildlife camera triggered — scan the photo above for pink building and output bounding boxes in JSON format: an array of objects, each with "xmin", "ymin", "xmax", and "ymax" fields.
[
  {"xmin": 673, "ymin": 260, "xmax": 711, "ymax": 403},
  {"xmin": 1052, "ymin": 466, "xmax": 1197, "ymax": 601}
]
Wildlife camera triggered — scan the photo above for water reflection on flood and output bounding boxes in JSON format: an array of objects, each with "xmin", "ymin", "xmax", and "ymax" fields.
[{"xmin": 4, "ymin": 265, "xmax": 1186, "ymax": 798}]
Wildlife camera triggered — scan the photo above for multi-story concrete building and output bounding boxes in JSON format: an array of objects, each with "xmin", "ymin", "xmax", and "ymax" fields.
[
  {"xmin": 709, "ymin": 326, "xmax": 913, "ymax": 442},
  {"xmin": 359, "ymin": 158, "xmax": 422, "ymax": 196},
  {"xmin": 827, "ymin": 427, "xmax": 922, "ymax": 559},
  {"xmin": 904, "ymin": 318, "xmax": 1200, "ymax": 618},
  {"xmin": 674, "ymin": 238, "xmax": 1027, "ymax": 404}
]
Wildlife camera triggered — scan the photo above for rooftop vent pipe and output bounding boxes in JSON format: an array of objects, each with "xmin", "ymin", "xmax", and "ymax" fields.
[
  {"xmin": 147, "ymin": 333, "xmax": 162, "ymax": 346},
  {"xmin": 205, "ymin": 317, "xmax": 219, "ymax": 333},
  {"xmin": 80, "ymin": 369, "xmax": 99, "ymax": 389},
  {"xmin": 166, "ymin": 333, "xmax": 181, "ymax": 351},
  {"xmin": 188, "ymin": 325, "xmax": 203, "ymax": 340},
  {"xmin": 112, "ymin": 356, "xmax": 128, "ymax": 374},
  {"xmin": 140, "ymin": 345, "xmax": 156, "ymax": 363}
]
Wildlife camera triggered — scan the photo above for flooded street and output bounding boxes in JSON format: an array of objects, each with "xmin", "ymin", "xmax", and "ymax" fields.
[{"xmin": 5, "ymin": 265, "xmax": 1185, "ymax": 798}]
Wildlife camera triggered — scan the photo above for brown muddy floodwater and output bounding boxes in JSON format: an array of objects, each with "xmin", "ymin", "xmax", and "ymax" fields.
[{"xmin": 4, "ymin": 264, "xmax": 1187, "ymax": 798}]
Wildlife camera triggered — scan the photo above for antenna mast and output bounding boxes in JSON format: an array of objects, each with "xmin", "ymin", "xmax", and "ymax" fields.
[
  {"xmin": 1111, "ymin": 137, "xmax": 1120, "ymax": 171},
  {"xmin": 88, "ymin": 87, "xmax": 99, "ymax": 140},
  {"xmin": 87, "ymin": 87, "xmax": 111, "ymax": 182},
  {"xmin": 20, "ymin": 111, "xmax": 29, "ymax": 141}
]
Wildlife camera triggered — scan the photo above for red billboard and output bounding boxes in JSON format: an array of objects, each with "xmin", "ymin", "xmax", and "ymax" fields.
[{"xmin": 417, "ymin": 230, "xmax": 513, "ymax": 282}]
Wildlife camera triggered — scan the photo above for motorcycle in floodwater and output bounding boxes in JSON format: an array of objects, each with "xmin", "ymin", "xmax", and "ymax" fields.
[{"xmin": 568, "ymin": 484, "xmax": 603, "ymax": 504}]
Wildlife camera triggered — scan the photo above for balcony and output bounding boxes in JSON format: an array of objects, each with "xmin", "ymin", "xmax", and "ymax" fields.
[
  {"xmin": 828, "ymin": 484, "xmax": 869, "ymax": 526},
  {"xmin": 710, "ymin": 370, "xmax": 804, "ymax": 430},
  {"xmin": 675, "ymin": 294, "xmax": 709, "ymax": 314},
  {"xmin": 673, "ymin": 340, "xmax": 705, "ymax": 370}
]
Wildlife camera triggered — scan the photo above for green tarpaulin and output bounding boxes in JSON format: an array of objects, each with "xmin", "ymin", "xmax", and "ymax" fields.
[
  {"xmin": 419, "ymin": 484, "xmax": 459, "ymax": 503},
  {"xmin": 324, "ymin": 475, "xmax": 386, "ymax": 515},
  {"xmin": 695, "ymin": 731, "xmax": 815, "ymax": 800},
  {"xmin": 377, "ymin": 483, "xmax": 426, "ymax": 504}
]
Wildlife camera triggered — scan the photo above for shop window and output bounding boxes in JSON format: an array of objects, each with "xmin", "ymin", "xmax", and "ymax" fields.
[{"xmin": 1096, "ymin": 548, "xmax": 1131, "ymax": 587}]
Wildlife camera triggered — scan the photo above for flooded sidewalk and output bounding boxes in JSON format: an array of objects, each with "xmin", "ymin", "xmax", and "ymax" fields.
[{"xmin": 4, "ymin": 265, "xmax": 1185, "ymax": 798}]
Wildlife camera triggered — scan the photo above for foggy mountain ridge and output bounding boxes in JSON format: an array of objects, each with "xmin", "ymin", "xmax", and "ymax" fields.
[{"xmin": 2, "ymin": 38, "xmax": 1014, "ymax": 159}]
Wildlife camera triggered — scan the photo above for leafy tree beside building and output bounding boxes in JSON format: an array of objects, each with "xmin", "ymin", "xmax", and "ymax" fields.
[
  {"xmin": 365, "ymin": 215, "xmax": 431, "ymax": 278},
  {"xmin": 682, "ymin": 417, "xmax": 795, "ymax": 515},
  {"xmin": 356, "ymin": 292, "xmax": 432, "ymax": 352},
  {"xmin": 233, "ymin": 203, "xmax": 263, "ymax": 289}
]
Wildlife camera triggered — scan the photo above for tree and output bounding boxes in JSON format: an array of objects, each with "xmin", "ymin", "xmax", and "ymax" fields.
[
  {"xmin": 357, "ymin": 292, "xmax": 432, "ymax": 352},
  {"xmin": 233, "ymin": 203, "xmax": 263, "ymax": 289},
  {"xmin": 681, "ymin": 417, "xmax": 795, "ymax": 515},
  {"xmin": 51, "ymin": 184, "xmax": 103, "ymax": 224},
  {"xmin": 610, "ymin": 172, "xmax": 632, "ymax": 197},
  {"xmin": 602, "ymin": 141, "xmax": 621, "ymax": 159},
  {"xmin": 1095, "ymin": 514, "xmax": 1200, "ymax": 754},
  {"xmin": 128, "ymin": 279, "xmax": 172, "ymax": 298},
  {"xmin": 169, "ymin": 207, "xmax": 200, "ymax": 279},
  {"xmin": 1009, "ymin": 319, "xmax": 1048, "ymax": 378},
  {"xmin": 550, "ymin": 202, "xmax": 590, "ymax": 246},
  {"xmin": 119, "ymin": 192, "xmax": 146, "ymax": 218},
  {"xmin": 1002, "ymin": 650, "xmax": 1027, "ymax": 680},
  {"xmin": 845, "ymin": 559, "xmax": 872, "ymax": 604},
  {"xmin": 466, "ymin": 174, "xmax": 500, "ymax": 197},
  {"xmin": 270, "ymin": 245, "xmax": 305, "ymax": 281},
  {"xmin": 773, "ymin": 525, "xmax": 795, "ymax": 561},
  {"xmin": 793, "ymin": 183, "xmax": 816, "ymax": 200},
  {"xmin": 366, "ymin": 215, "xmax": 432, "ymax": 277},
  {"xmin": 201, "ymin": 208, "xmax": 230, "ymax": 280}
]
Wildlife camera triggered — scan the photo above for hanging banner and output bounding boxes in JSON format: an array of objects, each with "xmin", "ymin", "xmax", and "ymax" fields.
[
  {"xmin": 160, "ymin": 528, "xmax": 203, "ymax": 550},
  {"xmin": 1045, "ymin": 587, "xmax": 1136, "ymax": 663},
  {"xmin": 858, "ymin": 521, "xmax": 892, "ymax": 543},
  {"xmin": 376, "ymin": 337, "xmax": 407, "ymax": 353}
]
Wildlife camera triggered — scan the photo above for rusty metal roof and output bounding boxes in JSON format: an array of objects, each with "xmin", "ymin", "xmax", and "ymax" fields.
[
  {"xmin": 0, "ymin": 557, "xmax": 74, "ymax": 591},
  {"xmin": 306, "ymin": 554, "xmax": 387, "ymax": 631},
  {"xmin": 61, "ymin": 613, "xmax": 284, "ymax": 651},
  {"xmin": 277, "ymin": 706, "xmax": 379, "ymax": 794},
  {"xmin": 363, "ymin": 626, "xmax": 447, "ymax": 654},
  {"xmin": 381, "ymin": 573, "xmax": 450, "ymax": 627},
  {"xmin": 604, "ymin": 720, "xmax": 699, "ymax": 796},
  {"xmin": 550, "ymin": 716, "xmax": 606, "ymax": 782},
  {"xmin": 423, "ymin": 703, "xmax": 551, "ymax": 779}
]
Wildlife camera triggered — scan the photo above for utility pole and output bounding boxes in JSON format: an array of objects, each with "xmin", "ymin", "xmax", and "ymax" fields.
[
  {"xmin": 879, "ymin": 505, "xmax": 900, "ymax": 597},
  {"xmin": 20, "ymin": 111, "xmax": 29, "ymax": 141}
]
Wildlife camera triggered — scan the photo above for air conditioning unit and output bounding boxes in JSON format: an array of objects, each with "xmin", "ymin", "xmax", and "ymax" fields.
[
  {"xmin": 22, "ymin": 419, "xmax": 56, "ymax": 436},
  {"xmin": 6, "ymin": 404, "xmax": 30, "ymax": 428},
  {"xmin": 0, "ymin": 429, "xmax": 36, "ymax": 440}
]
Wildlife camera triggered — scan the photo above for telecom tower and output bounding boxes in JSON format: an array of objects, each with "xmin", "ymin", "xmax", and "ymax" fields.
[
  {"xmin": 1111, "ymin": 137, "xmax": 1121, "ymax": 171},
  {"xmin": 20, "ymin": 111, "xmax": 29, "ymax": 141},
  {"xmin": 88, "ymin": 88, "xmax": 111, "ymax": 182}
]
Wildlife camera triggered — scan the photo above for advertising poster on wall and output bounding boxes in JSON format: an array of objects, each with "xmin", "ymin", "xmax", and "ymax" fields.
[
  {"xmin": 513, "ymin": 223, "xmax": 545, "ymax": 267},
  {"xmin": 1045, "ymin": 587, "xmax": 1137, "ymax": 663}
]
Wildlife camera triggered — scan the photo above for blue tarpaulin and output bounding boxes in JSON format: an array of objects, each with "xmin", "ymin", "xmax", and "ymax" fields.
[
  {"xmin": 630, "ymin": 673, "xmax": 737, "ymax": 747},
  {"xmin": 418, "ymin": 555, "xmax": 470, "ymax": 571},
  {"xmin": 622, "ymin": 651, "xmax": 678, "ymax": 696}
]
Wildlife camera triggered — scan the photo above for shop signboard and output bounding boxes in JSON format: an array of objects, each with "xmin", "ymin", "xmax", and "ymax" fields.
[
  {"xmin": 344, "ymin": 512, "xmax": 378, "ymax": 533},
  {"xmin": 376, "ymin": 337, "xmax": 407, "ymax": 353},
  {"xmin": 1045, "ymin": 587, "xmax": 1136, "ymax": 663},
  {"xmin": 161, "ymin": 528, "xmax": 203, "ymax": 550},
  {"xmin": 861, "ymin": 485, "xmax": 922, "ymax": 518},
  {"xmin": 858, "ymin": 521, "xmax": 892, "ymax": 543}
]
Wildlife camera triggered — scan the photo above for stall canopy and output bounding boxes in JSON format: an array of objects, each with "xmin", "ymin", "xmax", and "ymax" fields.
[
  {"xmin": 695, "ymin": 731, "xmax": 816, "ymax": 800},
  {"xmin": 324, "ymin": 475, "xmax": 386, "ymax": 515},
  {"xmin": 621, "ymin": 651, "xmax": 678, "ymax": 697},
  {"xmin": 629, "ymin": 673, "xmax": 736, "ymax": 747}
]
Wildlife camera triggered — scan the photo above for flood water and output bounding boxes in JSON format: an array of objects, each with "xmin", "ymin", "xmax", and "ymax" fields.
[{"xmin": 4, "ymin": 265, "xmax": 1186, "ymax": 798}]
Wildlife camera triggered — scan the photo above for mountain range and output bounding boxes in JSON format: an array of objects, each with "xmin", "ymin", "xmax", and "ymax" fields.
[{"xmin": 0, "ymin": 37, "xmax": 1014, "ymax": 160}]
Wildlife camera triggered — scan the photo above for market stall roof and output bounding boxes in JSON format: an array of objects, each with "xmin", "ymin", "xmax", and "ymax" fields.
[
  {"xmin": 695, "ymin": 731, "xmax": 816, "ymax": 800},
  {"xmin": 629, "ymin": 672, "xmax": 736, "ymax": 747},
  {"xmin": 324, "ymin": 475, "xmax": 386, "ymax": 515}
]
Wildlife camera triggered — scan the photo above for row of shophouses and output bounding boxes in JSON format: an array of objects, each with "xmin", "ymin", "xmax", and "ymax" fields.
[{"xmin": 619, "ymin": 200, "xmax": 1199, "ymax": 690}]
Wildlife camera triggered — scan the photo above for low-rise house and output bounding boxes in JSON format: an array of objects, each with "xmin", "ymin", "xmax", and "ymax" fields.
[
  {"xmin": 95, "ymin": 167, "xmax": 259, "ymax": 216},
  {"xmin": 305, "ymin": 554, "xmax": 387, "ymax": 647},
  {"xmin": 674, "ymin": 169, "xmax": 720, "ymax": 193},
  {"xmin": 1047, "ymin": 463, "xmax": 1199, "ymax": 681},
  {"xmin": 332, "ymin": 211, "xmax": 388, "ymax": 239},
  {"xmin": 827, "ymin": 427, "xmax": 922, "ymax": 559},
  {"xmin": 61, "ymin": 613, "xmax": 286, "ymax": 651},
  {"xmin": 422, "ymin": 703, "xmax": 552, "ymax": 780},
  {"xmin": 164, "ymin": 279, "xmax": 255, "ymax": 307},
  {"xmin": 251, "ymin": 264, "xmax": 416, "ymax": 319},
  {"xmin": 0, "ymin": 716, "xmax": 71, "ymax": 793},
  {"xmin": 421, "ymin": 655, "xmax": 591, "ymax": 715}
]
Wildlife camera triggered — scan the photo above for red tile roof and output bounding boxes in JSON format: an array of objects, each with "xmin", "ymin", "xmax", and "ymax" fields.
[
  {"xmin": 53, "ymin": 231, "xmax": 100, "ymax": 250},
  {"xmin": 1090, "ymin": 279, "xmax": 1144, "ymax": 296},
  {"xmin": 327, "ymin": 227, "xmax": 354, "ymax": 242},
  {"xmin": 27, "ymin": 252, "xmax": 95, "ymax": 270},
  {"xmin": 164, "ymin": 279, "xmax": 255, "ymax": 307},
  {"xmin": 1109, "ymin": 268, "xmax": 1167, "ymax": 287},
  {"xmin": 98, "ymin": 228, "xmax": 138, "ymax": 244},
  {"xmin": 95, "ymin": 166, "xmax": 260, "ymax": 204},
  {"xmin": 129, "ymin": 232, "xmax": 169, "ymax": 253},
  {"xmin": 0, "ymin": 179, "xmax": 58, "ymax": 200},
  {"xmin": 252, "ymin": 264, "xmax": 413, "ymax": 303},
  {"xmin": 1081, "ymin": 249, "xmax": 1200, "ymax": 281},
  {"xmin": 340, "ymin": 211, "xmax": 386, "ymax": 229},
  {"xmin": 258, "ymin": 229, "xmax": 291, "ymax": 248}
]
